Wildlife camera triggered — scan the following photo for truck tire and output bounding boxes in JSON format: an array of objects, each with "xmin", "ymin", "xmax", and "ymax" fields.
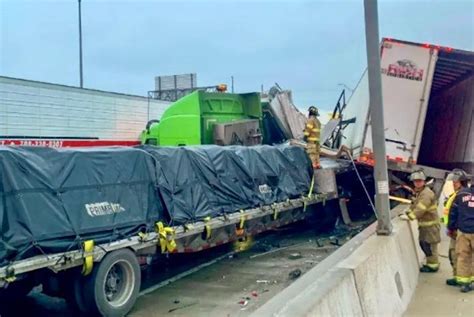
[
  {"xmin": 63, "ymin": 271, "xmax": 88, "ymax": 313},
  {"xmin": 83, "ymin": 249, "xmax": 141, "ymax": 317}
]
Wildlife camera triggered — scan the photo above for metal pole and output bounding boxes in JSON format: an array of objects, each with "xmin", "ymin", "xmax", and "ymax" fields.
[
  {"xmin": 231, "ymin": 76, "xmax": 234, "ymax": 93},
  {"xmin": 363, "ymin": 0, "xmax": 392, "ymax": 235},
  {"xmin": 78, "ymin": 0, "xmax": 83, "ymax": 88}
]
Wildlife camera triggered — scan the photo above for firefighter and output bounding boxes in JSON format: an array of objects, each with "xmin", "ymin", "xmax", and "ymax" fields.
[
  {"xmin": 444, "ymin": 169, "xmax": 469, "ymax": 286},
  {"xmin": 406, "ymin": 170, "xmax": 441, "ymax": 272},
  {"xmin": 303, "ymin": 106, "xmax": 321, "ymax": 169},
  {"xmin": 448, "ymin": 183, "xmax": 474, "ymax": 292}
]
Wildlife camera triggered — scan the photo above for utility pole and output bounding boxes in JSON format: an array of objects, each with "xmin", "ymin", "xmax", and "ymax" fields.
[
  {"xmin": 78, "ymin": 0, "xmax": 84, "ymax": 88},
  {"xmin": 363, "ymin": 0, "xmax": 392, "ymax": 235},
  {"xmin": 231, "ymin": 76, "xmax": 234, "ymax": 93}
]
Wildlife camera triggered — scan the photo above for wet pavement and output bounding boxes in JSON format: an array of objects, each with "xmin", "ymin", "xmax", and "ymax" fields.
[
  {"xmin": 404, "ymin": 234, "xmax": 474, "ymax": 317},
  {"xmin": 0, "ymin": 221, "xmax": 368, "ymax": 317}
]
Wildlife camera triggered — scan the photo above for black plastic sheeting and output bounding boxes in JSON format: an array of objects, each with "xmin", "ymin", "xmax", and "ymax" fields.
[
  {"xmin": 0, "ymin": 147, "xmax": 162, "ymax": 266},
  {"xmin": 143, "ymin": 145, "xmax": 313, "ymax": 224},
  {"xmin": 0, "ymin": 145, "xmax": 312, "ymax": 266}
]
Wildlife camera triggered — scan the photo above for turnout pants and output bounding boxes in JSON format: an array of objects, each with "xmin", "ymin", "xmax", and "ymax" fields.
[
  {"xmin": 306, "ymin": 143, "xmax": 320, "ymax": 168},
  {"xmin": 456, "ymin": 231, "xmax": 474, "ymax": 284},
  {"xmin": 449, "ymin": 237, "xmax": 457, "ymax": 277},
  {"xmin": 419, "ymin": 224, "xmax": 440, "ymax": 269},
  {"xmin": 419, "ymin": 241, "xmax": 439, "ymax": 269}
]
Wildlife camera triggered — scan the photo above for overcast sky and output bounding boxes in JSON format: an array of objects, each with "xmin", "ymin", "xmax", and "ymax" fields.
[{"xmin": 1, "ymin": 0, "xmax": 473, "ymax": 111}]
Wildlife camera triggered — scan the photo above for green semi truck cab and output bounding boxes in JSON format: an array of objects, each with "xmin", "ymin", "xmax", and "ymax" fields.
[{"xmin": 141, "ymin": 90, "xmax": 262, "ymax": 146}]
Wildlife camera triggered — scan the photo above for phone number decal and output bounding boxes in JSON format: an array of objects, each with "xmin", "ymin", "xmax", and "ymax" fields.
[{"xmin": 0, "ymin": 140, "xmax": 64, "ymax": 148}]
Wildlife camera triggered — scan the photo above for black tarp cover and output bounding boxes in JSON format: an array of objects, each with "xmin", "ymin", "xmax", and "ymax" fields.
[
  {"xmin": 0, "ymin": 147, "xmax": 162, "ymax": 266},
  {"xmin": 0, "ymin": 145, "xmax": 312, "ymax": 265},
  {"xmin": 142, "ymin": 145, "xmax": 312, "ymax": 224}
]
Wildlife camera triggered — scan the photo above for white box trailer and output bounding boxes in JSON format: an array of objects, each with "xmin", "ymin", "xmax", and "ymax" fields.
[
  {"xmin": 0, "ymin": 76, "xmax": 170, "ymax": 147},
  {"xmin": 340, "ymin": 38, "xmax": 473, "ymax": 174}
]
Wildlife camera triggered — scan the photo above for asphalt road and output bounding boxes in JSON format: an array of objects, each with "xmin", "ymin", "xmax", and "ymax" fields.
[{"xmin": 0, "ymin": 221, "xmax": 367, "ymax": 317}]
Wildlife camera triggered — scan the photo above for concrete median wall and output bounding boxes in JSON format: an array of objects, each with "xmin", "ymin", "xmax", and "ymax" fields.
[{"xmin": 252, "ymin": 205, "xmax": 423, "ymax": 317}]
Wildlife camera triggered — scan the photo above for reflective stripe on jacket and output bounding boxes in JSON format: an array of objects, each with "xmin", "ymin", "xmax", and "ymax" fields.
[
  {"xmin": 407, "ymin": 186, "xmax": 439, "ymax": 226},
  {"xmin": 442, "ymin": 191, "xmax": 457, "ymax": 225},
  {"xmin": 303, "ymin": 116, "xmax": 321, "ymax": 144}
]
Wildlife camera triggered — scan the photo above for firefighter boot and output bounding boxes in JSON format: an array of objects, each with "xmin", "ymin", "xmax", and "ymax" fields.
[
  {"xmin": 460, "ymin": 283, "xmax": 472, "ymax": 293},
  {"xmin": 446, "ymin": 278, "xmax": 459, "ymax": 286},
  {"xmin": 420, "ymin": 265, "xmax": 439, "ymax": 273}
]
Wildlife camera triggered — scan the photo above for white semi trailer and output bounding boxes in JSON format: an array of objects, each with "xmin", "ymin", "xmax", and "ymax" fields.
[
  {"xmin": 338, "ymin": 38, "xmax": 473, "ymax": 174},
  {"xmin": 325, "ymin": 38, "xmax": 473, "ymax": 200}
]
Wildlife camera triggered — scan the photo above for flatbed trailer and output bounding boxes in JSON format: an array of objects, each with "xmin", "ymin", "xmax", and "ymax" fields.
[
  {"xmin": 0, "ymin": 192, "xmax": 338, "ymax": 282},
  {"xmin": 0, "ymin": 145, "xmax": 348, "ymax": 317}
]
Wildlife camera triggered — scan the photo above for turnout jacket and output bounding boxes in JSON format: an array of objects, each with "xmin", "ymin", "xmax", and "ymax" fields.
[
  {"xmin": 408, "ymin": 186, "xmax": 440, "ymax": 244},
  {"xmin": 448, "ymin": 187, "xmax": 474, "ymax": 234}
]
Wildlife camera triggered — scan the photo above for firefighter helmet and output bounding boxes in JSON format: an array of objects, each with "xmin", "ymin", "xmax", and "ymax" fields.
[
  {"xmin": 308, "ymin": 106, "xmax": 319, "ymax": 116},
  {"xmin": 446, "ymin": 169, "xmax": 469, "ymax": 182},
  {"xmin": 409, "ymin": 170, "xmax": 426, "ymax": 181}
]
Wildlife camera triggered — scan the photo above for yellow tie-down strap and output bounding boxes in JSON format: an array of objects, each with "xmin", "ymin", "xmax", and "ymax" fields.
[
  {"xmin": 308, "ymin": 174, "xmax": 315, "ymax": 199},
  {"xmin": 239, "ymin": 210, "xmax": 246, "ymax": 229},
  {"xmin": 303, "ymin": 175, "xmax": 316, "ymax": 212},
  {"xmin": 236, "ymin": 210, "xmax": 246, "ymax": 236},
  {"xmin": 204, "ymin": 217, "xmax": 212, "ymax": 240},
  {"xmin": 272, "ymin": 204, "xmax": 279, "ymax": 220},
  {"xmin": 82, "ymin": 240, "xmax": 95, "ymax": 276},
  {"xmin": 156, "ymin": 222, "xmax": 177, "ymax": 253},
  {"xmin": 303, "ymin": 196, "xmax": 309, "ymax": 212}
]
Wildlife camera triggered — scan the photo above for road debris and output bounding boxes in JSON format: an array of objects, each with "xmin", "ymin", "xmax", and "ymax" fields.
[
  {"xmin": 249, "ymin": 245, "xmax": 293, "ymax": 259},
  {"xmin": 251, "ymin": 290, "xmax": 258, "ymax": 297},
  {"xmin": 238, "ymin": 299, "xmax": 249, "ymax": 307},
  {"xmin": 329, "ymin": 237, "xmax": 341, "ymax": 246},
  {"xmin": 249, "ymin": 240, "xmax": 312, "ymax": 259},
  {"xmin": 256, "ymin": 280, "xmax": 270, "ymax": 284},
  {"xmin": 288, "ymin": 252, "xmax": 303, "ymax": 260},
  {"xmin": 168, "ymin": 301, "xmax": 198, "ymax": 313},
  {"xmin": 288, "ymin": 269, "xmax": 302, "ymax": 280}
]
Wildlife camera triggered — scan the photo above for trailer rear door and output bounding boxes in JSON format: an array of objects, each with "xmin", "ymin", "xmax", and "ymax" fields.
[
  {"xmin": 365, "ymin": 40, "xmax": 438, "ymax": 162},
  {"xmin": 339, "ymin": 39, "xmax": 438, "ymax": 163}
]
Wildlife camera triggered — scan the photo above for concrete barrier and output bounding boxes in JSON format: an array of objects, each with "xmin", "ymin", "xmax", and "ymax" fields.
[{"xmin": 252, "ymin": 205, "xmax": 422, "ymax": 317}]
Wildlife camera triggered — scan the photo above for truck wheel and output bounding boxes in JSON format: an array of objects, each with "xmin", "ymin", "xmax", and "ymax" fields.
[
  {"xmin": 84, "ymin": 249, "xmax": 141, "ymax": 317},
  {"xmin": 63, "ymin": 272, "xmax": 88, "ymax": 313}
]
